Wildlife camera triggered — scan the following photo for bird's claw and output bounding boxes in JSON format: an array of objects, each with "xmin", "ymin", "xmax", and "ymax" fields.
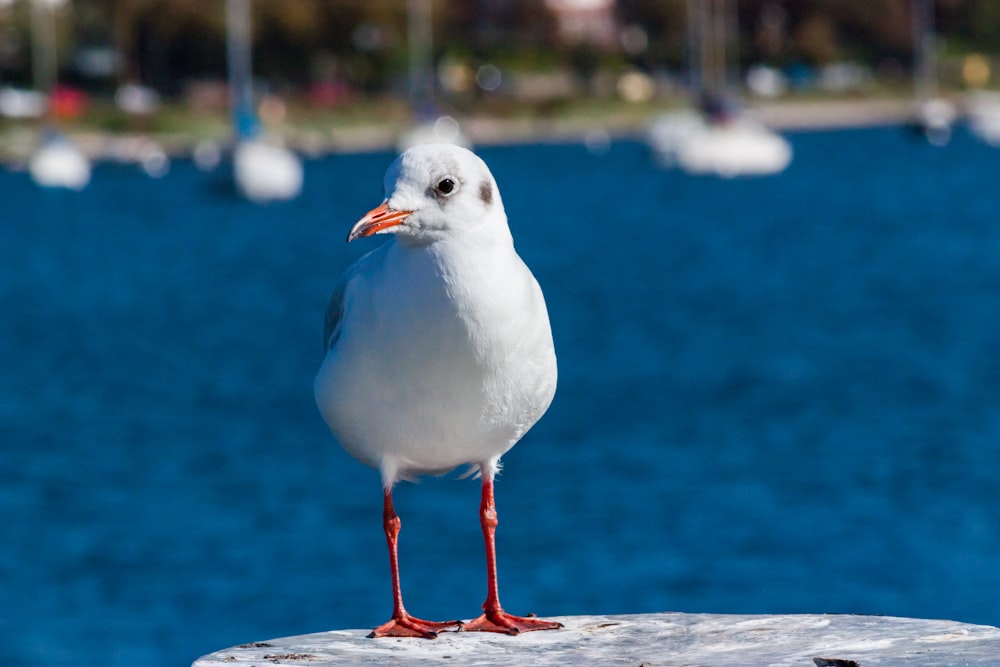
[
  {"xmin": 369, "ymin": 615, "xmax": 463, "ymax": 639},
  {"xmin": 462, "ymin": 609, "xmax": 563, "ymax": 635}
]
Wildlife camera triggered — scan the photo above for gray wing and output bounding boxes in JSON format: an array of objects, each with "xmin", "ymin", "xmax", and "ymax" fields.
[
  {"xmin": 322, "ymin": 246, "xmax": 384, "ymax": 351},
  {"xmin": 322, "ymin": 277, "xmax": 348, "ymax": 351}
]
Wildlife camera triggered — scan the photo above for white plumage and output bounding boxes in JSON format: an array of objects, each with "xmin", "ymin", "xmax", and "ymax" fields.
[
  {"xmin": 313, "ymin": 143, "xmax": 562, "ymax": 638},
  {"xmin": 315, "ymin": 143, "xmax": 556, "ymax": 488}
]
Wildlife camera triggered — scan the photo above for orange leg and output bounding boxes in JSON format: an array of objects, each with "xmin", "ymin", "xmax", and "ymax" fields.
[
  {"xmin": 369, "ymin": 489, "xmax": 462, "ymax": 638},
  {"xmin": 462, "ymin": 478, "xmax": 563, "ymax": 635}
]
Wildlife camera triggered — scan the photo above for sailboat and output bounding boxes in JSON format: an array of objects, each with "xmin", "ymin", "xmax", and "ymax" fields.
[
  {"xmin": 28, "ymin": 0, "xmax": 91, "ymax": 190},
  {"xmin": 395, "ymin": 0, "xmax": 469, "ymax": 151},
  {"xmin": 966, "ymin": 90, "xmax": 1000, "ymax": 147},
  {"xmin": 226, "ymin": 0, "xmax": 302, "ymax": 203},
  {"xmin": 906, "ymin": 0, "xmax": 955, "ymax": 146},
  {"xmin": 648, "ymin": 0, "xmax": 791, "ymax": 177}
]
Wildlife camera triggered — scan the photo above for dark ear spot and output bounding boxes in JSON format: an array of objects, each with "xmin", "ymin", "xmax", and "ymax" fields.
[{"xmin": 479, "ymin": 180, "xmax": 493, "ymax": 205}]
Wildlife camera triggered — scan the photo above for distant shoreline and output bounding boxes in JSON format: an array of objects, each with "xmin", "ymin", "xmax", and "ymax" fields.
[
  {"xmin": 0, "ymin": 96, "xmax": 920, "ymax": 162},
  {"xmin": 750, "ymin": 97, "xmax": 915, "ymax": 131},
  {"xmin": 321, "ymin": 97, "xmax": 916, "ymax": 153}
]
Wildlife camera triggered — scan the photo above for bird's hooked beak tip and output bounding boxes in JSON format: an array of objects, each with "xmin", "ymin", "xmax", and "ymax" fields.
[{"xmin": 347, "ymin": 202, "xmax": 413, "ymax": 243}]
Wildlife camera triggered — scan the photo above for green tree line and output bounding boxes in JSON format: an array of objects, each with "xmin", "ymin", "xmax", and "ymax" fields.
[{"xmin": 0, "ymin": 0, "xmax": 997, "ymax": 95}]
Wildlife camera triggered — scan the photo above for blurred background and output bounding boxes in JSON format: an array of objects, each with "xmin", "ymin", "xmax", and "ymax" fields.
[
  {"xmin": 0, "ymin": 0, "xmax": 998, "ymax": 159},
  {"xmin": 3, "ymin": 1, "xmax": 1000, "ymax": 666}
]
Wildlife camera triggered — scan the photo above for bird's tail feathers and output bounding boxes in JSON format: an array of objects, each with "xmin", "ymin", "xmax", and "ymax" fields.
[{"xmin": 460, "ymin": 458, "xmax": 502, "ymax": 481}]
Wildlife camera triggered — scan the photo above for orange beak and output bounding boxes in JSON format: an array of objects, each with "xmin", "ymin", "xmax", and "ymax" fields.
[{"xmin": 347, "ymin": 202, "xmax": 413, "ymax": 243}]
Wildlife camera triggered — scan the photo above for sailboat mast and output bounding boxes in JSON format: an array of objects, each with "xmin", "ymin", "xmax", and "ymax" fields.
[
  {"xmin": 30, "ymin": 0, "xmax": 58, "ymax": 95},
  {"xmin": 685, "ymin": 0, "xmax": 700, "ymax": 96},
  {"xmin": 407, "ymin": 0, "xmax": 433, "ymax": 111},
  {"xmin": 700, "ymin": 0, "xmax": 714, "ymax": 95},
  {"xmin": 911, "ymin": 0, "xmax": 937, "ymax": 102},
  {"xmin": 226, "ymin": 0, "xmax": 254, "ymax": 137},
  {"xmin": 726, "ymin": 0, "xmax": 739, "ymax": 91},
  {"xmin": 694, "ymin": 0, "xmax": 732, "ymax": 97}
]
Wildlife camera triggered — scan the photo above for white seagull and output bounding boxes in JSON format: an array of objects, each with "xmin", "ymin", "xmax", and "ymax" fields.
[{"xmin": 314, "ymin": 143, "xmax": 562, "ymax": 638}]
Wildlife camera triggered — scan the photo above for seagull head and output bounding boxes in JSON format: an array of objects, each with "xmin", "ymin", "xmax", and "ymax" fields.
[{"xmin": 348, "ymin": 143, "xmax": 506, "ymax": 246}]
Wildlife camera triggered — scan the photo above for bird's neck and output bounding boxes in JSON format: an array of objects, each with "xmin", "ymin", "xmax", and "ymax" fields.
[{"xmin": 396, "ymin": 217, "xmax": 513, "ymax": 255}]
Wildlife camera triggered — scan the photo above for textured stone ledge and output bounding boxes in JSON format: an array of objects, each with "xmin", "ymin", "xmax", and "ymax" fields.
[{"xmin": 192, "ymin": 612, "xmax": 1000, "ymax": 666}]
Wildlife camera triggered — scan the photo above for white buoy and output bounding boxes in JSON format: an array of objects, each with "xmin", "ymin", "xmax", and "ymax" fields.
[
  {"xmin": 139, "ymin": 143, "xmax": 169, "ymax": 178},
  {"xmin": 233, "ymin": 139, "xmax": 303, "ymax": 203},
  {"xmin": 193, "ymin": 140, "xmax": 223, "ymax": 172},
  {"xmin": 29, "ymin": 133, "xmax": 91, "ymax": 190},
  {"xmin": 911, "ymin": 97, "xmax": 957, "ymax": 146}
]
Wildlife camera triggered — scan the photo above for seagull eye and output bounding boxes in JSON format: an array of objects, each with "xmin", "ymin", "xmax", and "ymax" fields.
[{"xmin": 436, "ymin": 177, "xmax": 457, "ymax": 196}]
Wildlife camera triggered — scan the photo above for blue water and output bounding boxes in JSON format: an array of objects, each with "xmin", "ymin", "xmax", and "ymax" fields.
[{"xmin": 3, "ymin": 126, "xmax": 1000, "ymax": 666}]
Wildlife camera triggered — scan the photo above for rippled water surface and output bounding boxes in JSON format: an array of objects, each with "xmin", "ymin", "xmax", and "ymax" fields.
[{"xmin": 3, "ymin": 126, "xmax": 1000, "ymax": 666}]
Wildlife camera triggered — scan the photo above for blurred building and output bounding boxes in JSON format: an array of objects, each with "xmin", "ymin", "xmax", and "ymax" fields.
[{"xmin": 545, "ymin": 0, "xmax": 618, "ymax": 48}]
